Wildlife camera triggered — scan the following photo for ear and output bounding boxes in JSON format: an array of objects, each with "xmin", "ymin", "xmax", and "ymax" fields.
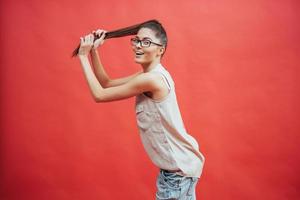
[{"xmin": 158, "ymin": 47, "xmax": 165, "ymax": 56}]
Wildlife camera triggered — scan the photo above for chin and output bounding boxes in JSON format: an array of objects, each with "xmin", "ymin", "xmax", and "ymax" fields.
[
  {"xmin": 134, "ymin": 59, "xmax": 141, "ymax": 64},
  {"xmin": 134, "ymin": 57, "xmax": 145, "ymax": 64}
]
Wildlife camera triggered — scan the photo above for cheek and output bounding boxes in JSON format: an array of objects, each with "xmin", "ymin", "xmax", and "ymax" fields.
[
  {"xmin": 143, "ymin": 53, "xmax": 154, "ymax": 61},
  {"xmin": 143, "ymin": 49, "xmax": 157, "ymax": 59}
]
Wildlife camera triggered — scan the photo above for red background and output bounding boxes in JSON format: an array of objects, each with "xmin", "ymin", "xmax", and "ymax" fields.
[{"xmin": 1, "ymin": 0, "xmax": 299, "ymax": 199}]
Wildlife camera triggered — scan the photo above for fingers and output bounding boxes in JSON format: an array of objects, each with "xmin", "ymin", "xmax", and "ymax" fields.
[
  {"xmin": 87, "ymin": 33, "xmax": 94, "ymax": 43},
  {"xmin": 80, "ymin": 29, "xmax": 107, "ymax": 51},
  {"xmin": 99, "ymin": 30, "xmax": 106, "ymax": 40},
  {"xmin": 92, "ymin": 29, "xmax": 107, "ymax": 38},
  {"xmin": 80, "ymin": 34, "xmax": 94, "ymax": 45}
]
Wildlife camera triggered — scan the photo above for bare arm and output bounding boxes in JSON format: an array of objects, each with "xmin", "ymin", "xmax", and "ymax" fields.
[
  {"xmin": 89, "ymin": 29, "xmax": 142, "ymax": 88},
  {"xmin": 78, "ymin": 34, "xmax": 159, "ymax": 102},
  {"xmin": 79, "ymin": 54, "xmax": 158, "ymax": 102},
  {"xmin": 90, "ymin": 49, "xmax": 143, "ymax": 88},
  {"xmin": 79, "ymin": 55, "xmax": 104, "ymax": 101}
]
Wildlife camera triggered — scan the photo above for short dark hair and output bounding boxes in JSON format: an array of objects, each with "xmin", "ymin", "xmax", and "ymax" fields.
[{"xmin": 139, "ymin": 20, "xmax": 168, "ymax": 57}]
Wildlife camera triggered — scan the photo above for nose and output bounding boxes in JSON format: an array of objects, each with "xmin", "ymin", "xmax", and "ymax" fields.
[{"xmin": 135, "ymin": 41, "xmax": 142, "ymax": 48}]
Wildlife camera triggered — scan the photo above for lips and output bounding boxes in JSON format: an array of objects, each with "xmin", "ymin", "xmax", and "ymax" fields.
[{"xmin": 135, "ymin": 51, "xmax": 144, "ymax": 56}]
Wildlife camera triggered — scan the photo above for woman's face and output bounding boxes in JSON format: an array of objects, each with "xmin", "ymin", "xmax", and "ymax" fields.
[{"xmin": 131, "ymin": 28, "xmax": 164, "ymax": 65}]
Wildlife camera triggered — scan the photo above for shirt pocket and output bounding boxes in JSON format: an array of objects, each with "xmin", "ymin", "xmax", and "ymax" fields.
[{"xmin": 135, "ymin": 105, "xmax": 163, "ymax": 133}]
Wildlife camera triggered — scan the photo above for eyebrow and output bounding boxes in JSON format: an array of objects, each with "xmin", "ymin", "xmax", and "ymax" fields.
[{"xmin": 135, "ymin": 36, "xmax": 153, "ymax": 41}]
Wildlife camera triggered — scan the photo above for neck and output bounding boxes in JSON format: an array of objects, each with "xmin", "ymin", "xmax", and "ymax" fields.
[{"xmin": 142, "ymin": 59, "xmax": 161, "ymax": 73}]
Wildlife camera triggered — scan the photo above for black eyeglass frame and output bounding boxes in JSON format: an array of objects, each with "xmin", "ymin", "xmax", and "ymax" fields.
[{"xmin": 130, "ymin": 37, "xmax": 163, "ymax": 48}]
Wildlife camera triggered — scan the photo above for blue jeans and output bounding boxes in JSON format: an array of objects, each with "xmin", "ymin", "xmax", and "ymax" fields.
[{"xmin": 156, "ymin": 169, "xmax": 199, "ymax": 200}]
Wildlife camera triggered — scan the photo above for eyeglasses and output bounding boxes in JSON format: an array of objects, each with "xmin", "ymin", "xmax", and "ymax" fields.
[{"xmin": 130, "ymin": 38, "xmax": 163, "ymax": 48}]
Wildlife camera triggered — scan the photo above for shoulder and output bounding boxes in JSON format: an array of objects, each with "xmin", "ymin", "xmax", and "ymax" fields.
[
  {"xmin": 135, "ymin": 72, "xmax": 162, "ymax": 83},
  {"xmin": 132, "ymin": 72, "xmax": 164, "ymax": 90}
]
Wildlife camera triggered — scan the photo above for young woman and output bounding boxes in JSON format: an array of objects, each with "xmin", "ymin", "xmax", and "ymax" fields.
[{"xmin": 77, "ymin": 20, "xmax": 205, "ymax": 200}]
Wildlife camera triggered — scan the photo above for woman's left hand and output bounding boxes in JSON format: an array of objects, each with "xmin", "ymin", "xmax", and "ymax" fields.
[{"xmin": 78, "ymin": 34, "xmax": 94, "ymax": 56}]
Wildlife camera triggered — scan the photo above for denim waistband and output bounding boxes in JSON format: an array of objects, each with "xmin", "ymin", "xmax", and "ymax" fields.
[{"xmin": 160, "ymin": 168, "xmax": 181, "ymax": 173}]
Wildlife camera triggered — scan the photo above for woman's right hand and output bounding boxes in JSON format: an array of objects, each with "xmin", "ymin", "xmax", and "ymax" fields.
[
  {"xmin": 92, "ymin": 29, "xmax": 107, "ymax": 50},
  {"xmin": 78, "ymin": 34, "xmax": 94, "ymax": 56}
]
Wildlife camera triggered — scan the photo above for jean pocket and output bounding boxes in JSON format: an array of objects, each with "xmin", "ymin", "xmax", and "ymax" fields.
[
  {"xmin": 156, "ymin": 172, "xmax": 182, "ymax": 199},
  {"xmin": 160, "ymin": 170, "xmax": 183, "ymax": 189},
  {"xmin": 187, "ymin": 177, "xmax": 198, "ymax": 196}
]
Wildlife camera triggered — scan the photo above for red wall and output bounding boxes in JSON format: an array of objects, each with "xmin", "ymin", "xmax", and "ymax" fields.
[{"xmin": 1, "ymin": 0, "xmax": 299, "ymax": 199}]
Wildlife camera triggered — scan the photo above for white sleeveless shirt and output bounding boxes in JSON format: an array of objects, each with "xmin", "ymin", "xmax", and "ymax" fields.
[{"xmin": 135, "ymin": 63, "xmax": 205, "ymax": 178}]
